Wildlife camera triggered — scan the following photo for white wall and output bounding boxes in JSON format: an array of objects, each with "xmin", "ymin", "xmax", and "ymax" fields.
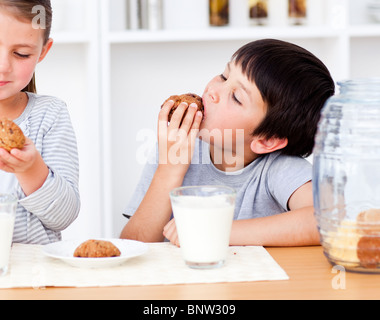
[{"xmin": 31, "ymin": 0, "xmax": 380, "ymax": 239}]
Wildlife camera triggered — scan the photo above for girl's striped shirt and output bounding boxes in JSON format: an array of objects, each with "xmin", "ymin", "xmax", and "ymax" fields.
[{"xmin": 8, "ymin": 93, "xmax": 80, "ymax": 245}]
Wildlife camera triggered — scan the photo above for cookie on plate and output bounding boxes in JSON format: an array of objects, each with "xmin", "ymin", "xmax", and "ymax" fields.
[{"xmin": 74, "ymin": 240, "xmax": 121, "ymax": 258}]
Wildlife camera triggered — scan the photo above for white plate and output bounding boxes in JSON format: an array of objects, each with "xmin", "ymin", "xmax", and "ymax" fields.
[{"xmin": 42, "ymin": 239, "xmax": 148, "ymax": 269}]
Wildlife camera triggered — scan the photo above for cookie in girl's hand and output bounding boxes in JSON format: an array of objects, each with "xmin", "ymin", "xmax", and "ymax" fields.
[
  {"xmin": 162, "ymin": 93, "xmax": 204, "ymax": 122},
  {"xmin": 0, "ymin": 118, "xmax": 26, "ymax": 152}
]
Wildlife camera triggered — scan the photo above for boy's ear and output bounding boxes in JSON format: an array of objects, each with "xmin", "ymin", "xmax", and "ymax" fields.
[
  {"xmin": 38, "ymin": 38, "xmax": 53, "ymax": 63},
  {"xmin": 250, "ymin": 136, "xmax": 288, "ymax": 155}
]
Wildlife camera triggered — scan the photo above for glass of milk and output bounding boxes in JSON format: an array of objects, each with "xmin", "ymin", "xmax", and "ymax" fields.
[
  {"xmin": 170, "ymin": 186, "xmax": 236, "ymax": 269},
  {"xmin": 0, "ymin": 194, "xmax": 17, "ymax": 277}
]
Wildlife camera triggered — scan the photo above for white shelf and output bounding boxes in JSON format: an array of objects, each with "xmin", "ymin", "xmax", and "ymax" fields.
[
  {"xmin": 108, "ymin": 26, "xmax": 344, "ymax": 44},
  {"xmin": 50, "ymin": 24, "xmax": 380, "ymax": 45},
  {"xmin": 348, "ymin": 24, "xmax": 380, "ymax": 37},
  {"xmin": 50, "ymin": 32, "xmax": 92, "ymax": 44}
]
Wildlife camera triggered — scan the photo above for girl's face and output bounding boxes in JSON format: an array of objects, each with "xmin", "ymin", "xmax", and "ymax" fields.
[
  {"xmin": 0, "ymin": 8, "xmax": 51, "ymax": 101},
  {"xmin": 201, "ymin": 61, "xmax": 267, "ymax": 153}
]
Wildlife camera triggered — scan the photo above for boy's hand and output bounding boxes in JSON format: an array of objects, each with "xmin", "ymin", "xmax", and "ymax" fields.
[
  {"xmin": 121, "ymin": 102, "xmax": 202, "ymax": 243},
  {"xmin": 158, "ymin": 100, "xmax": 203, "ymax": 177},
  {"xmin": 163, "ymin": 218, "xmax": 180, "ymax": 247}
]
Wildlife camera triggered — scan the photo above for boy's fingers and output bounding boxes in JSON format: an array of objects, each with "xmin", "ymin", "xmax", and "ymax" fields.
[
  {"xmin": 172, "ymin": 235, "xmax": 180, "ymax": 248},
  {"xmin": 192, "ymin": 110, "xmax": 203, "ymax": 130},
  {"xmin": 163, "ymin": 219, "xmax": 175, "ymax": 239},
  {"xmin": 163, "ymin": 219, "xmax": 180, "ymax": 245},
  {"xmin": 188, "ymin": 110, "xmax": 203, "ymax": 142},
  {"xmin": 180, "ymin": 103, "xmax": 198, "ymax": 132},
  {"xmin": 159, "ymin": 100, "xmax": 174, "ymax": 122},
  {"xmin": 169, "ymin": 102, "xmax": 188, "ymax": 128}
]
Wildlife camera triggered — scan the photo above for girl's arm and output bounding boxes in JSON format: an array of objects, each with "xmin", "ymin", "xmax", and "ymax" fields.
[
  {"xmin": 0, "ymin": 137, "xmax": 49, "ymax": 196},
  {"xmin": 20, "ymin": 105, "xmax": 80, "ymax": 232},
  {"xmin": 121, "ymin": 101, "xmax": 203, "ymax": 242},
  {"xmin": 0, "ymin": 101, "xmax": 81, "ymax": 233}
]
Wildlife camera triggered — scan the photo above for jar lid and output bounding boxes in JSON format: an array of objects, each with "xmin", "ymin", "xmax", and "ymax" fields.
[
  {"xmin": 338, "ymin": 78, "xmax": 380, "ymax": 86},
  {"xmin": 368, "ymin": 4, "xmax": 380, "ymax": 10},
  {"xmin": 337, "ymin": 78, "xmax": 380, "ymax": 96}
]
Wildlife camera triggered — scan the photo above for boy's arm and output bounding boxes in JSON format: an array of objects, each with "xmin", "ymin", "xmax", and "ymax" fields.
[
  {"xmin": 120, "ymin": 167, "xmax": 183, "ymax": 242},
  {"xmin": 230, "ymin": 181, "xmax": 320, "ymax": 246},
  {"xmin": 163, "ymin": 181, "xmax": 320, "ymax": 247},
  {"xmin": 121, "ymin": 101, "xmax": 203, "ymax": 242}
]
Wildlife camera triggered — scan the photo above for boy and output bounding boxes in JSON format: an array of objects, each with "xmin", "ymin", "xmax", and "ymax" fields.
[{"xmin": 121, "ymin": 39, "xmax": 335, "ymax": 246}]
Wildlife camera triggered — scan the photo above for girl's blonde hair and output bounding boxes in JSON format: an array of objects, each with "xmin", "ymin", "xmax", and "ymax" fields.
[{"xmin": 0, "ymin": 0, "xmax": 52, "ymax": 93}]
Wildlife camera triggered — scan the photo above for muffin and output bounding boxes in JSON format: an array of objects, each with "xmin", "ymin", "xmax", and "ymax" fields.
[
  {"xmin": 357, "ymin": 236, "xmax": 380, "ymax": 269},
  {"xmin": 0, "ymin": 118, "xmax": 25, "ymax": 152},
  {"xmin": 357, "ymin": 209, "xmax": 380, "ymax": 268},
  {"xmin": 74, "ymin": 240, "xmax": 121, "ymax": 258},
  {"xmin": 357, "ymin": 209, "xmax": 380, "ymax": 236},
  {"xmin": 162, "ymin": 93, "xmax": 204, "ymax": 122}
]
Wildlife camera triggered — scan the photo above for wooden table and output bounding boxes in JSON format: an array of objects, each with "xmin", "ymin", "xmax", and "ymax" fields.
[{"xmin": 1, "ymin": 246, "xmax": 380, "ymax": 300}]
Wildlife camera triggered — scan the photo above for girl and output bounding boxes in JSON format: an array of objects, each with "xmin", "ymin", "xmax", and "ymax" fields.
[{"xmin": 0, "ymin": 0, "xmax": 80, "ymax": 244}]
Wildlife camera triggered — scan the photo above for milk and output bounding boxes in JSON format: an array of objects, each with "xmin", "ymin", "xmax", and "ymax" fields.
[
  {"xmin": 0, "ymin": 213, "xmax": 15, "ymax": 274},
  {"xmin": 172, "ymin": 195, "xmax": 235, "ymax": 266}
]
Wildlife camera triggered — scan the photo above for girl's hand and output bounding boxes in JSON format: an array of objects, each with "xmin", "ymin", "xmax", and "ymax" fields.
[
  {"xmin": 0, "ymin": 137, "xmax": 49, "ymax": 196},
  {"xmin": 158, "ymin": 100, "xmax": 203, "ymax": 177},
  {"xmin": 0, "ymin": 137, "xmax": 39, "ymax": 173},
  {"xmin": 163, "ymin": 218, "xmax": 180, "ymax": 247}
]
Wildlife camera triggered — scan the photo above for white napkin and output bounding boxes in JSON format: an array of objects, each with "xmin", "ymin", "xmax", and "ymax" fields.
[{"xmin": 0, "ymin": 243, "xmax": 289, "ymax": 289}]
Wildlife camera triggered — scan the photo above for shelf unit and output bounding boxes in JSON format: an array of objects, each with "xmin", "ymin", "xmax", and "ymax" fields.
[
  {"xmin": 37, "ymin": 0, "xmax": 380, "ymax": 239},
  {"xmin": 107, "ymin": 26, "xmax": 343, "ymax": 43},
  {"xmin": 36, "ymin": 0, "xmax": 103, "ymax": 240}
]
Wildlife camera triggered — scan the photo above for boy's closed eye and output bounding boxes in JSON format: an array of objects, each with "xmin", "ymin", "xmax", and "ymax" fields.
[
  {"xmin": 219, "ymin": 73, "xmax": 242, "ymax": 105},
  {"xmin": 232, "ymin": 93, "xmax": 242, "ymax": 105}
]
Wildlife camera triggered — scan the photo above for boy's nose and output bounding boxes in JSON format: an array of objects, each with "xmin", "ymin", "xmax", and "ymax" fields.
[{"xmin": 207, "ymin": 86, "xmax": 220, "ymax": 104}]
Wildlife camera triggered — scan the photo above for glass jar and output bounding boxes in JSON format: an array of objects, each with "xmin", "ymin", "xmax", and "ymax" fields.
[
  {"xmin": 209, "ymin": 0, "xmax": 229, "ymax": 26},
  {"xmin": 288, "ymin": 0, "xmax": 307, "ymax": 25},
  {"xmin": 313, "ymin": 79, "xmax": 380, "ymax": 273},
  {"xmin": 250, "ymin": 0, "xmax": 268, "ymax": 26}
]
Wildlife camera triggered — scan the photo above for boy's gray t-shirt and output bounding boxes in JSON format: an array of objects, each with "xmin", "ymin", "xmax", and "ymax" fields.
[{"xmin": 124, "ymin": 139, "xmax": 312, "ymax": 220}]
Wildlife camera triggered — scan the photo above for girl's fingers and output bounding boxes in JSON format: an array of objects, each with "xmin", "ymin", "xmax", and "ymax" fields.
[
  {"xmin": 0, "ymin": 150, "xmax": 15, "ymax": 172},
  {"xmin": 0, "ymin": 159, "xmax": 12, "ymax": 172},
  {"xmin": 0, "ymin": 148, "xmax": 13, "ymax": 164}
]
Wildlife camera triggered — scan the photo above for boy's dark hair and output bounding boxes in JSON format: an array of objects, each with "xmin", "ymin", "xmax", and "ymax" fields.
[{"xmin": 232, "ymin": 39, "xmax": 335, "ymax": 158}]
